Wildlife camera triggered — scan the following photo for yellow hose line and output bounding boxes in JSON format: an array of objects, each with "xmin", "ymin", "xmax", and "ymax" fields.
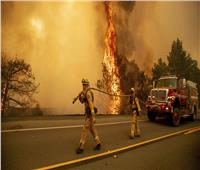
[
  {"xmin": 88, "ymin": 87, "xmax": 130, "ymax": 97},
  {"xmin": 88, "ymin": 87, "xmax": 146, "ymax": 105}
]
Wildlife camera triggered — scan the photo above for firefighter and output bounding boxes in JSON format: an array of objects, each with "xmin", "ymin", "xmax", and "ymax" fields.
[
  {"xmin": 129, "ymin": 87, "xmax": 141, "ymax": 139},
  {"xmin": 76, "ymin": 78, "xmax": 101, "ymax": 154}
]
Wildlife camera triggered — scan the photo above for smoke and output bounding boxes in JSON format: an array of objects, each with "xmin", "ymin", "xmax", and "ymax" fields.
[
  {"xmin": 112, "ymin": 2, "xmax": 154, "ymax": 76},
  {"xmin": 112, "ymin": 1, "xmax": 136, "ymax": 59},
  {"xmin": 113, "ymin": 2, "xmax": 155, "ymax": 76},
  {"xmin": 111, "ymin": 1, "xmax": 199, "ymax": 112},
  {"xmin": 2, "ymin": 2, "xmax": 106, "ymax": 114},
  {"xmin": 2, "ymin": 1, "xmax": 199, "ymax": 114},
  {"xmin": 112, "ymin": 1, "xmax": 199, "ymax": 75}
]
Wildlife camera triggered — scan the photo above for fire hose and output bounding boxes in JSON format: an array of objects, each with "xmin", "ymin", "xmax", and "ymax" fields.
[
  {"xmin": 72, "ymin": 87, "xmax": 146, "ymax": 105},
  {"xmin": 89, "ymin": 87, "xmax": 130, "ymax": 97}
]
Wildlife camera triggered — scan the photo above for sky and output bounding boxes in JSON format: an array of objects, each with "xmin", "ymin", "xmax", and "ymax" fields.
[
  {"xmin": 119, "ymin": 1, "xmax": 199, "ymax": 73},
  {"xmin": 1, "ymin": 1, "xmax": 200, "ymax": 114}
]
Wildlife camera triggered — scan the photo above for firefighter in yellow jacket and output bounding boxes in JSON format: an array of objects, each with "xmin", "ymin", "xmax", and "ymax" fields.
[
  {"xmin": 129, "ymin": 87, "xmax": 141, "ymax": 139},
  {"xmin": 76, "ymin": 78, "xmax": 101, "ymax": 154}
]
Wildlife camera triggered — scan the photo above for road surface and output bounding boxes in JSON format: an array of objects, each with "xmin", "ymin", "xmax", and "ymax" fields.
[{"xmin": 2, "ymin": 115, "xmax": 200, "ymax": 170}]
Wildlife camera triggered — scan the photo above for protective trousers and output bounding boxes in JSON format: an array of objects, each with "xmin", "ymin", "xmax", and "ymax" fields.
[
  {"xmin": 79, "ymin": 115, "xmax": 100, "ymax": 149},
  {"xmin": 131, "ymin": 110, "xmax": 140, "ymax": 137}
]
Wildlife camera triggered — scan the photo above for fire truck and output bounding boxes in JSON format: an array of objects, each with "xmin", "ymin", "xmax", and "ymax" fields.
[{"xmin": 146, "ymin": 75, "xmax": 199, "ymax": 126}]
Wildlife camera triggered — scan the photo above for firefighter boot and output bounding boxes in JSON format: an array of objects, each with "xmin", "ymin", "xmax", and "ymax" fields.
[
  {"xmin": 76, "ymin": 147, "xmax": 84, "ymax": 154},
  {"xmin": 129, "ymin": 134, "xmax": 134, "ymax": 139},
  {"xmin": 76, "ymin": 143, "xmax": 84, "ymax": 154},
  {"xmin": 135, "ymin": 134, "xmax": 141, "ymax": 137},
  {"xmin": 94, "ymin": 143, "xmax": 101, "ymax": 150}
]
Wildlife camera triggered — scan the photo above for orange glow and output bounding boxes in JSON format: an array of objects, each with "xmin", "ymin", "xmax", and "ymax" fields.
[
  {"xmin": 31, "ymin": 18, "xmax": 44, "ymax": 38},
  {"xmin": 102, "ymin": 2, "xmax": 120, "ymax": 114}
]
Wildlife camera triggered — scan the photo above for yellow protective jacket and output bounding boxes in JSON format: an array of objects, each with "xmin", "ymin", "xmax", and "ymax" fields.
[
  {"xmin": 130, "ymin": 96, "xmax": 141, "ymax": 113},
  {"xmin": 84, "ymin": 89, "xmax": 95, "ymax": 116}
]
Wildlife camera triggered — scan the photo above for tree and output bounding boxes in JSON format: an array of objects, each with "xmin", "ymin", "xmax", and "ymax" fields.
[
  {"xmin": 97, "ymin": 55, "xmax": 151, "ymax": 114},
  {"xmin": 152, "ymin": 38, "xmax": 200, "ymax": 105},
  {"xmin": 1, "ymin": 55, "xmax": 39, "ymax": 116},
  {"xmin": 152, "ymin": 58, "xmax": 168, "ymax": 80},
  {"xmin": 116, "ymin": 56, "xmax": 151, "ymax": 113},
  {"xmin": 167, "ymin": 38, "xmax": 198, "ymax": 78},
  {"xmin": 136, "ymin": 71, "xmax": 151, "ymax": 105},
  {"xmin": 167, "ymin": 39, "xmax": 200, "ymax": 101}
]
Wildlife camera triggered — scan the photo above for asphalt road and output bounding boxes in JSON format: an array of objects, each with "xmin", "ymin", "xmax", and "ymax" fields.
[{"xmin": 2, "ymin": 115, "xmax": 200, "ymax": 170}]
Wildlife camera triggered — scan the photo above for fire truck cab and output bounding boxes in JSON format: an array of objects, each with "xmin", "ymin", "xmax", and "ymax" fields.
[{"xmin": 146, "ymin": 75, "xmax": 199, "ymax": 126}]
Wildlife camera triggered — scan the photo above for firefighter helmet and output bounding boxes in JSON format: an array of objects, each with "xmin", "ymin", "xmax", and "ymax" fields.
[
  {"xmin": 82, "ymin": 78, "xmax": 89, "ymax": 85},
  {"xmin": 131, "ymin": 87, "xmax": 135, "ymax": 92}
]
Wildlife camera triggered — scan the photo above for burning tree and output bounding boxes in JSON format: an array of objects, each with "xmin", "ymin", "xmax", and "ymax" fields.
[
  {"xmin": 98, "ymin": 1, "xmax": 151, "ymax": 114},
  {"xmin": 102, "ymin": 2, "xmax": 121, "ymax": 114},
  {"xmin": 1, "ymin": 55, "xmax": 39, "ymax": 116}
]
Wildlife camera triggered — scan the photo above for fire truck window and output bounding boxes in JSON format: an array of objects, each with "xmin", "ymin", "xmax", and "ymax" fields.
[{"xmin": 156, "ymin": 78, "xmax": 177, "ymax": 88}]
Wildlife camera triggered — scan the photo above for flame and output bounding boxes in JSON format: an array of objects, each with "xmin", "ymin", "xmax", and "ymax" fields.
[{"xmin": 102, "ymin": 2, "xmax": 120, "ymax": 114}]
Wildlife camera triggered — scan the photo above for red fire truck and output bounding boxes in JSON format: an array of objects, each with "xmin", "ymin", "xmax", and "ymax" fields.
[{"xmin": 146, "ymin": 75, "xmax": 199, "ymax": 126}]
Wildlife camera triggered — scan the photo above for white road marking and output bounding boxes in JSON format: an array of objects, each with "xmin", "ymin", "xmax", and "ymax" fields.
[
  {"xmin": 35, "ymin": 125, "xmax": 200, "ymax": 170},
  {"xmin": 1, "ymin": 119, "xmax": 147, "ymax": 133}
]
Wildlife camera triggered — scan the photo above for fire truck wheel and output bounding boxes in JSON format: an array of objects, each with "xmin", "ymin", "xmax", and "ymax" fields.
[{"xmin": 147, "ymin": 111, "xmax": 156, "ymax": 121}]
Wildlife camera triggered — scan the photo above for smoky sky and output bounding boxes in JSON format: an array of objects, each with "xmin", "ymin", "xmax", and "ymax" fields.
[
  {"xmin": 2, "ymin": 1, "xmax": 107, "ymax": 114},
  {"xmin": 113, "ymin": 1, "xmax": 136, "ymax": 59},
  {"xmin": 2, "ymin": 1, "xmax": 199, "ymax": 114},
  {"xmin": 113, "ymin": 1, "xmax": 200, "ymax": 75}
]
